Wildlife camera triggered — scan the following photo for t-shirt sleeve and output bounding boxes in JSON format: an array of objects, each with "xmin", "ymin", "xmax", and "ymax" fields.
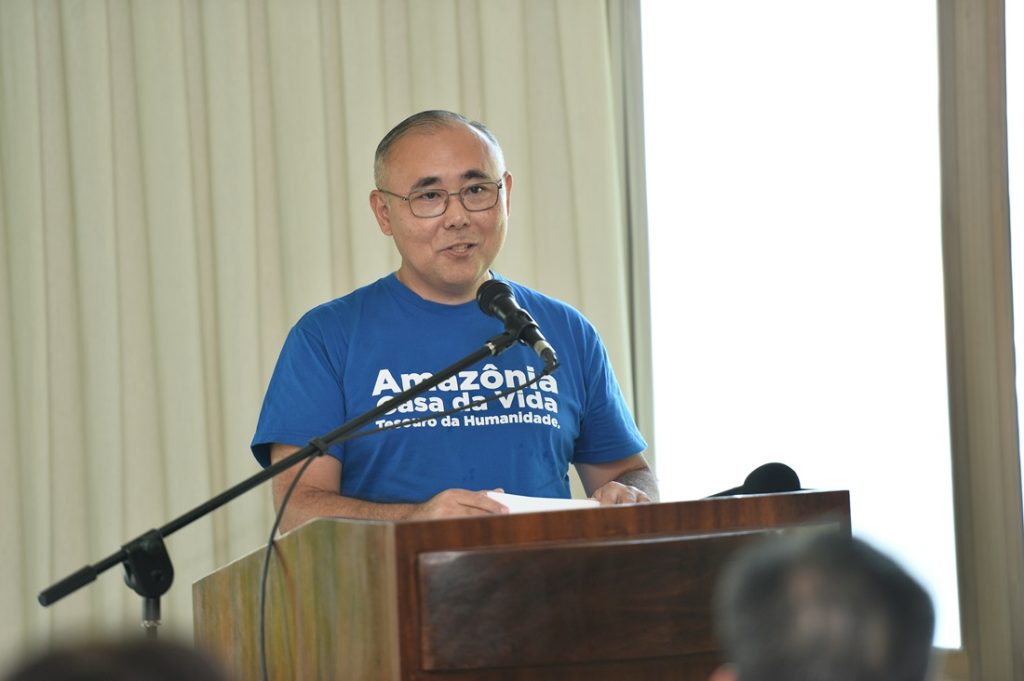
[
  {"xmin": 251, "ymin": 312, "xmax": 347, "ymax": 467},
  {"xmin": 571, "ymin": 323, "xmax": 648, "ymax": 464}
]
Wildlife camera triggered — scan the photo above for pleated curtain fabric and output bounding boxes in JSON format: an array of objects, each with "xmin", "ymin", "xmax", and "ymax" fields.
[{"xmin": 0, "ymin": 0, "xmax": 639, "ymax": 657}]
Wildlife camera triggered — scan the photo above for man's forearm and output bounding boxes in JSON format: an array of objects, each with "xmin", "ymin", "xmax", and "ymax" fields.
[
  {"xmin": 276, "ymin": 487, "xmax": 417, "ymax": 533},
  {"xmin": 275, "ymin": 486, "xmax": 509, "ymax": 533},
  {"xmin": 614, "ymin": 466, "xmax": 660, "ymax": 502}
]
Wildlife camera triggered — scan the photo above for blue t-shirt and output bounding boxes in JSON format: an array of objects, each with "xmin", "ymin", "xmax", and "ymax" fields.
[{"xmin": 251, "ymin": 274, "xmax": 646, "ymax": 502}]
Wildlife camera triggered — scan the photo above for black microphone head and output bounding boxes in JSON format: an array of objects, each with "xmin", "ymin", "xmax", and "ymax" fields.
[
  {"xmin": 476, "ymin": 279, "xmax": 515, "ymax": 321},
  {"xmin": 476, "ymin": 278, "xmax": 559, "ymax": 371},
  {"xmin": 710, "ymin": 462, "xmax": 802, "ymax": 497},
  {"xmin": 742, "ymin": 462, "xmax": 801, "ymax": 493}
]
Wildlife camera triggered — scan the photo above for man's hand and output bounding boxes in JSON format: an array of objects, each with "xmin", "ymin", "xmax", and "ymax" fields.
[
  {"xmin": 406, "ymin": 489, "xmax": 510, "ymax": 520},
  {"xmin": 590, "ymin": 480, "xmax": 652, "ymax": 505},
  {"xmin": 577, "ymin": 453, "xmax": 659, "ymax": 505}
]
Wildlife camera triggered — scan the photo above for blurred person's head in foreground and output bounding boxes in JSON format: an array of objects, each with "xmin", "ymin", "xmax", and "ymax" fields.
[
  {"xmin": 2, "ymin": 637, "xmax": 230, "ymax": 681},
  {"xmin": 711, "ymin": 531, "xmax": 935, "ymax": 681}
]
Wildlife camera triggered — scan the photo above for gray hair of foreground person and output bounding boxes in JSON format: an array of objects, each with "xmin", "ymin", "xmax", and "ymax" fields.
[{"xmin": 711, "ymin": 532, "xmax": 936, "ymax": 681}]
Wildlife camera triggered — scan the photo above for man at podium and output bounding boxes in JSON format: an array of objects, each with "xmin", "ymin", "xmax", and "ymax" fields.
[{"xmin": 252, "ymin": 110, "xmax": 657, "ymax": 531}]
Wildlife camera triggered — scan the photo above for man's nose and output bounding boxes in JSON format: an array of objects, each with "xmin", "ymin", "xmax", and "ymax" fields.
[{"xmin": 443, "ymin": 193, "xmax": 470, "ymax": 229}]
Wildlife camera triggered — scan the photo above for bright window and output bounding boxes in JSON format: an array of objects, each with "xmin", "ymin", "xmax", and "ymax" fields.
[
  {"xmin": 1010, "ymin": 0, "xmax": 1024, "ymax": 526},
  {"xmin": 641, "ymin": 0, "xmax": 959, "ymax": 647}
]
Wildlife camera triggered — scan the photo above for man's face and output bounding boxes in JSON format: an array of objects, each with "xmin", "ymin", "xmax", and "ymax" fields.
[{"xmin": 370, "ymin": 123, "xmax": 512, "ymax": 304}]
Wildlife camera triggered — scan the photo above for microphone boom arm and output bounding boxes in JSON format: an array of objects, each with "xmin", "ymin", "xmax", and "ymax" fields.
[{"xmin": 38, "ymin": 330, "xmax": 521, "ymax": 614}]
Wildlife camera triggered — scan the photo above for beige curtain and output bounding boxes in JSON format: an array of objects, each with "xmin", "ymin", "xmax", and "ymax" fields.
[{"xmin": 0, "ymin": 0, "xmax": 637, "ymax": 658}]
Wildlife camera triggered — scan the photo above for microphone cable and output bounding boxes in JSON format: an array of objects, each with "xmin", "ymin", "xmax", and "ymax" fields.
[{"xmin": 258, "ymin": 453, "xmax": 316, "ymax": 681}]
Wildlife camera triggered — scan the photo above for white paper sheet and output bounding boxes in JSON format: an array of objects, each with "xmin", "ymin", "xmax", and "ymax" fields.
[{"xmin": 486, "ymin": 491, "xmax": 600, "ymax": 514}]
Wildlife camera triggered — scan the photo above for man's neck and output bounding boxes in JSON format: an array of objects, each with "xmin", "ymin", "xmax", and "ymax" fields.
[{"xmin": 394, "ymin": 269, "xmax": 493, "ymax": 305}]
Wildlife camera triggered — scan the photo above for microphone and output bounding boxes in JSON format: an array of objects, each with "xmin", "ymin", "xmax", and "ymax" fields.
[
  {"xmin": 477, "ymin": 280, "xmax": 559, "ymax": 370},
  {"xmin": 709, "ymin": 462, "xmax": 802, "ymax": 497}
]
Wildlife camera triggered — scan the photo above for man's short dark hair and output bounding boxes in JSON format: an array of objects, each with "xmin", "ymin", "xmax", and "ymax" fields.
[
  {"xmin": 373, "ymin": 110, "xmax": 504, "ymax": 188},
  {"xmin": 714, "ymin": 531, "xmax": 935, "ymax": 681}
]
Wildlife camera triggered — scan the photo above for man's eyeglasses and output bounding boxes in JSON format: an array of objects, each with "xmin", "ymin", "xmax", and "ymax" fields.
[{"xmin": 377, "ymin": 180, "xmax": 503, "ymax": 218}]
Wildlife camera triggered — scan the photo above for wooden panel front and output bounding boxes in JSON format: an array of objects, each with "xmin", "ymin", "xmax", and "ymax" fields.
[
  {"xmin": 418, "ymin": 529, "xmax": 773, "ymax": 671},
  {"xmin": 394, "ymin": 491, "xmax": 850, "ymax": 679},
  {"xmin": 193, "ymin": 519, "xmax": 403, "ymax": 681}
]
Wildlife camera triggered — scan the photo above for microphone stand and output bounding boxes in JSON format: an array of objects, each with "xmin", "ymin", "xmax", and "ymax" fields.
[{"xmin": 37, "ymin": 330, "xmax": 520, "ymax": 636}]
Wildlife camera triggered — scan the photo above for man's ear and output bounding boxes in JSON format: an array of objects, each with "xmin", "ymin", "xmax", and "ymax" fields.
[
  {"xmin": 369, "ymin": 190, "xmax": 393, "ymax": 236},
  {"xmin": 708, "ymin": 663, "xmax": 739, "ymax": 681},
  {"xmin": 501, "ymin": 171, "xmax": 513, "ymax": 216}
]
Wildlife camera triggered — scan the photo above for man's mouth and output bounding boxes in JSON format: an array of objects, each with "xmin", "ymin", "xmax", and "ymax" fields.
[{"xmin": 445, "ymin": 243, "xmax": 475, "ymax": 254}]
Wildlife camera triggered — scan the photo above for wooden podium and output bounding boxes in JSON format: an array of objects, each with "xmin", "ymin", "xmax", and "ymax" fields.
[{"xmin": 193, "ymin": 491, "xmax": 849, "ymax": 680}]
